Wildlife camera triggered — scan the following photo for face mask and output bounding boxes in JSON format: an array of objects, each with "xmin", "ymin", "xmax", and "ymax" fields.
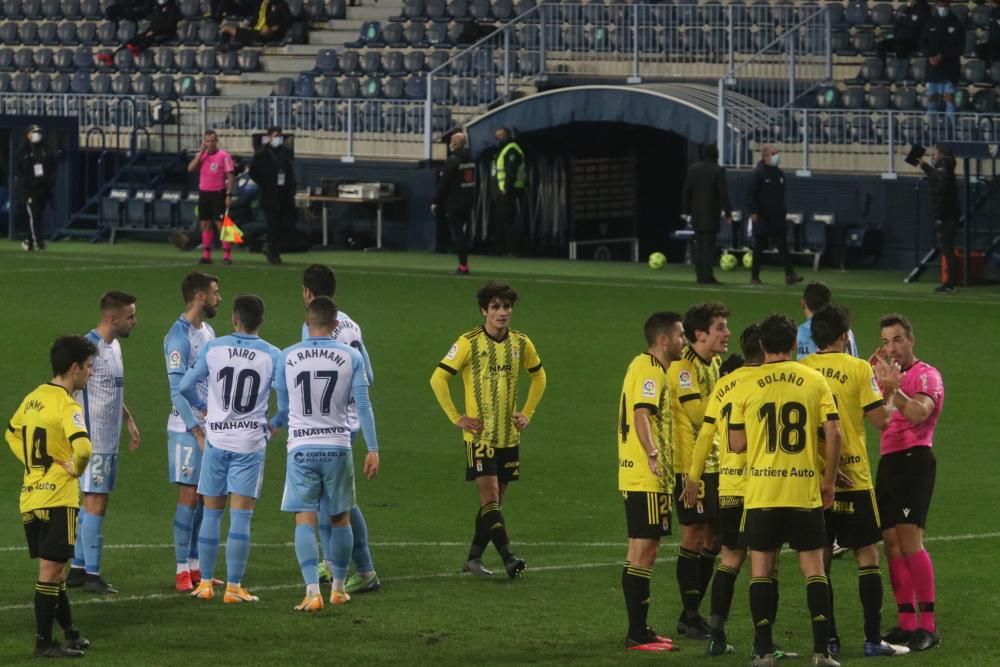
[
  {"xmin": 29, "ymin": 132, "xmax": 41, "ymax": 144},
  {"xmin": 270, "ymin": 136, "xmax": 283, "ymax": 148},
  {"xmin": 770, "ymin": 153, "xmax": 781, "ymax": 167},
  {"xmin": 937, "ymin": 7, "xmax": 948, "ymax": 17}
]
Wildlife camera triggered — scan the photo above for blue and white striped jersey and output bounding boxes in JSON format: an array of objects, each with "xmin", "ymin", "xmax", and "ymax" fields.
[
  {"xmin": 300, "ymin": 309, "xmax": 374, "ymax": 433},
  {"xmin": 164, "ymin": 316, "xmax": 215, "ymax": 433},
  {"xmin": 74, "ymin": 330, "xmax": 124, "ymax": 455},
  {"xmin": 178, "ymin": 333, "xmax": 280, "ymax": 454}
]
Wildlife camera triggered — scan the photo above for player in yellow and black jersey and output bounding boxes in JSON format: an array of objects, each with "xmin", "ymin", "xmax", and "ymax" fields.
[
  {"xmin": 430, "ymin": 281, "xmax": 546, "ymax": 579},
  {"xmin": 667, "ymin": 302, "xmax": 729, "ymax": 639},
  {"xmin": 800, "ymin": 305, "xmax": 909, "ymax": 658},
  {"xmin": 618, "ymin": 312, "xmax": 686, "ymax": 652},
  {"xmin": 5, "ymin": 335, "xmax": 96, "ymax": 658},
  {"xmin": 682, "ymin": 324, "xmax": 763, "ymax": 656},
  {"xmin": 728, "ymin": 315, "xmax": 842, "ymax": 667}
]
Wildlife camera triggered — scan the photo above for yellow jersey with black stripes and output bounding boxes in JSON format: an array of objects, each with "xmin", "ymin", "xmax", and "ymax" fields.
[
  {"xmin": 730, "ymin": 361, "xmax": 839, "ymax": 510},
  {"xmin": 438, "ymin": 327, "xmax": 542, "ymax": 448},
  {"xmin": 618, "ymin": 353, "xmax": 672, "ymax": 494},
  {"xmin": 5, "ymin": 383, "xmax": 93, "ymax": 513},
  {"xmin": 799, "ymin": 352, "xmax": 883, "ymax": 491},
  {"xmin": 698, "ymin": 365, "xmax": 757, "ymax": 497},
  {"xmin": 669, "ymin": 345, "xmax": 721, "ymax": 475}
]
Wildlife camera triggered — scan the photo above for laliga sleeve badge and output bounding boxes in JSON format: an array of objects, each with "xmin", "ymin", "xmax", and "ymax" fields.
[
  {"xmin": 72, "ymin": 411, "xmax": 85, "ymax": 427},
  {"xmin": 169, "ymin": 350, "xmax": 182, "ymax": 369},
  {"xmin": 678, "ymin": 370, "xmax": 693, "ymax": 390},
  {"xmin": 642, "ymin": 379, "xmax": 657, "ymax": 398},
  {"xmin": 446, "ymin": 344, "xmax": 458, "ymax": 360}
]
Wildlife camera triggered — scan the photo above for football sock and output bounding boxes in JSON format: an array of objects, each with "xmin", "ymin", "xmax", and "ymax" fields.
[
  {"xmin": 709, "ymin": 563, "xmax": 739, "ymax": 642},
  {"xmin": 677, "ymin": 547, "xmax": 702, "ymax": 621},
  {"xmin": 806, "ymin": 575, "xmax": 831, "ymax": 655},
  {"xmin": 859, "ymin": 565, "xmax": 884, "ymax": 643},
  {"xmin": 196, "ymin": 508, "xmax": 223, "ymax": 582},
  {"xmin": 34, "ymin": 581, "xmax": 59, "ymax": 646},
  {"xmin": 749, "ymin": 577, "xmax": 775, "ymax": 655},
  {"xmin": 294, "ymin": 523, "xmax": 319, "ymax": 586},
  {"xmin": 55, "ymin": 584, "xmax": 79, "ymax": 639},
  {"xmin": 888, "ymin": 556, "xmax": 917, "ymax": 631},
  {"xmin": 226, "ymin": 509, "xmax": 254, "ymax": 586},
  {"xmin": 328, "ymin": 525, "xmax": 353, "ymax": 591},
  {"xmin": 222, "ymin": 241, "xmax": 232, "ymax": 261},
  {"xmin": 188, "ymin": 502, "xmax": 203, "ymax": 560},
  {"xmin": 71, "ymin": 510, "xmax": 87, "ymax": 570},
  {"xmin": 770, "ymin": 572, "xmax": 780, "ymax": 623},
  {"xmin": 698, "ymin": 547, "xmax": 720, "ymax": 605},
  {"xmin": 82, "ymin": 511, "xmax": 104, "ymax": 575},
  {"xmin": 173, "ymin": 503, "xmax": 195, "ymax": 567},
  {"xmin": 201, "ymin": 230, "xmax": 213, "ymax": 259},
  {"xmin": 317, "ymin": 497, "xmax": 332, "ymax": 562},
  {"xmin": 350, "ymin": 505, "xmax": 374, "ymax": 575},
  {"xmin": 622, "ymin": 562, "xmax": 653, "ymax": 640},
  {"xmin": 826, "ymin": 571, "xmax": 839, "ymax": 640},
  {"xmin": 467, "ymin": 506, "xmax": 490, "ymax": 561},
  {"xmin": 479, "ymin": 502, "xmax": 512, "ymax": 560},
  {"xmin": 905, "ymin": 549, "xmax": 936, "ymax": 632}
]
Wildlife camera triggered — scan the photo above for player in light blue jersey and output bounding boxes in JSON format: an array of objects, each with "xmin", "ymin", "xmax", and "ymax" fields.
[
  {"xmin": 178, "ymin": 295, "xmax": 280, "ymax": 604},
  {"xmin": 273, "ymin": 295, "xmax": 380, "ymax": 611},
  {"xmin": 164, "ymin": 271, "xmax": 220, "ymax": 592},
  {"xmin": 301, "ymin": 264, "xmax": 380, "ymax": 594},
  {"xmin": 797, "ymin": 282, "xmax": 859, "ymax": 359},
  {"xmin": 66, "ymin": 290, "xmax": 139, "ymax": 595}
]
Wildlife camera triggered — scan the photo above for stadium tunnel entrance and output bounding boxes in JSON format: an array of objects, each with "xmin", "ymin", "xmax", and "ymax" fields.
[{"xmin": 464, "ymin": 84, "xmax": 732, "ymax": 261}]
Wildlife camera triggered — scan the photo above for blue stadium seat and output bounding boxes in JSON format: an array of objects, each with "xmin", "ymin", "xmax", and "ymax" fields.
[
  {"xmin": 404, "ymin": 74, "xmax": 425, "ymax": 99},
  {"xmin": 0, "ymin": 49, "xmax": 13, "ymax": 73},
  {"xmin": 858, "ymin": 56, "xmax": 884, "ymax": 83},
  {"xmin": 70, "ymin": 69, "xmax": 89, "ymax": 92},
  {"xmin": 841, "ymin": 85, "xmax": 865, "ymax": 109},
  {"xmin": 178, "ymin": 20, "xmax": 199, "ymax": 45},
  {"xmin": 950, "ymin": 3, "xmax": 968, "ymax": 26},
  {"xmin": 176, "ymin": 49, "xmax": 196, "ymax": 73},
  {"xmin": 493, "ymin": 0, "xmax": 512, "ymax": 21},
  {"xmin": 892, "ymin": 86, "xmax": 918, "ymax": 110},
  {"xmin": 427, "ymin": 21, "xmax": 450, "ymax": 47},
  {"xmin": 325, "ymin": 0, "xmax": 345, "ymax": 19},
  {"xmin": 515, "ymin": 23, "xmax": 538, "ymax": 49},
  {"xmin": 14, "ymin": 49, "xmax": 34, "ymax": 72},
  {"xmin": 117, "ymin": 20, "xmax": 137, "ymax": 44},
  {"xmin": 69, "ymin": 45, "xmax": 91, "ymax": 71},
  {"xmin": 824, "ymin": 115, "xmax": 849, "ymax": 144},
  {"xmin": 294, "ymin": 73, "xmax": 315, "ymax": 97},
  {"xmin": 426, "ymin": 49, "xmax": 449, "ymax": 73},
  {"xmin": 19, "ymin": 22, "xmax": 40, "ymax": 46},
  {"xmin": 179, "ymin": 0, "xmax": 199, "ymax": 18},
  {"xmin": 339, "ymin": 49, "xmax": 360, "ymax": 75},
  {"xmin": 10, "ymin": 71, "xmax": 30, "ymax": 92},
  {"xmin": 682, "ymin": 28, "xmax": 705, "ymax": 55},
  {"xmin": 360, "ymin": 76, "xmax": 381, "ymax": 98},
  {"xmin": 866, "ymin": 85, "xmax": 890, "ymax": 110},
  {"xmin": 953, "ymin": 87, "xmax": 969, "ymax": 112},
  {"xmin": 113, "ymin": 48, "xmax": 135, "ymax": 73},
  {"xmin": 404, "ymin": 50, "xmax": 425, "ymax": 73},
  {"xmin": 749, "ymin": 0, "xmax": 771, "ymax": 27},
  {"xmin": 973, "ymin": 88, "xmax": 997, "ymax": 113},
  {"xmin": 77, "ymin": 21, "xmax": 97, "ymax": 45},
  {"xmin": 347, "ymin": 21, "xmax": 383, "ymax": 48},
  {"xmin": 396, "ymin": 0, "xmax": 425, "ymax": 21},
  {"xmin": 2, "ymin": 0, "xmax": 23, "ymax": 17},
  {"xmin": 227, "ymin": 101, "xmax": 264, "ymax": 129},
  {"xmin": 338, "ymin": 76, "xmax": 359, "ymax": 98},
  {"xmin": 60, "ymin": 0, "xmax": 79, "ymax": 17},
  {"xmin": 773, "ymin": 1, "xmax": 797, "ymax": 28},
  {"xmin": 430, "ymin": 76, "xmax": 450, "ymax": 103},
  {"xmin": 851, "ymin": 28, "xmax": 875, "ymax": 55},
  {"xmin": 516, "ymin": 50, "xmax": 540, "ymax": 76},
  {"xmin": 963, "ymin": 58, "xmax": 986, "ymax": 85},
  {"xmin": 972, "ymin": 3, "xmax": 993, "ymax": 29},
  {"xmin": 384, "ymin": 76, "xmax": 404, "ymax": 98},
  {"xmin": 273, "ymin": 76, "xmax": 294, "ymax": 96},
  {"xmin": 22, "ymin": 0, "xmax": 41, "ymax": 18},
  {"xmin": 198, "ymin": 21, "xmax": 217, "ymax": 45},
  {"xmin": 0, "ymin": 23, "xmax": 19, "ymax": 46},
  {"xmin": 152, "ymin": 74, "xmax": 175, "ymax": 98},
  {"xmin": 313, "ymin": 49, "xmax": 338, "ymax": 75},
  {"xmin": 111, "ymin": 72, "xmax": 131, "ymax": 94},
  {"xmin": 303, "ymin": 0, "xmax": 325, "ymax": 20},
  {"xmin": 53, "ymin": 47, "xmax": 72, "ymax": 71},
  {"xmin": 216, "ymin": 49, "xmax": 238, "ymax": 74},
  {"xmin": 383, "ymin": 21, "xmax": 405, "ymax": 46},
  {"xmin": 237, "ymin": 49, "xmax": 259, "ymax": 71},
  {"xmin": 38, "ymin": 21, "xmax": 59, "ymax": 45},
  {"xmin": 361, "ymin": 50, "xmax": 382, "ymax": 75},
  {"xmin": 383, "ymin": 50, "xmax": 405, "ymax": 75},
  {"xmin": 404, "ymin": 21, "xmax": 427, "ymax": 47},
  {"xmin": 446, "ymin": 0, "xmax": 467, "ymax": 20},
  {"xmin": 907, "ymin": 57, "xmax": 926, "ymax": 84},
  {"xmin": 79, "ymin": 0, "xmax": 99, "ymax": 19},
  {"xmin": 195, "ymin": 75, "xmax": 215, "ymax": 96},
  {"xmin": 513, "ymin": 0, "xmax": 533, "ymax": 19},
  {"xmin": 50, "ymin": 71, "xmax": 69, "ymax": 92},
  {"xmin": 705, "ymin": 28, "xmax": 726, "ymax": 55},
  {"xmin": 55, "ymin": 21, "xmax": 77, "ymax": 45},
  {"xmin": 753, "ymin": 26, "xmax": 777, "ymax": 52},
  {"xmin": 316, "ymin": 77, "xmax": 338, "ymax": 98},
  {"xmin": 33, "ymin": 47, "xmax": 55, "ymax": 72},
  {"xmin": 91, "ymin": 71, "xmax": 110, "ymax": 94},
  {"xmin": 96, "ymin": 21, "xmax": 116, "ymax": 45},
  {"xmin": 468, "ymin": 0, "xmax": 488, "ymax": 21},
  {"xmin": 30, "ymin": 72, "xmax": 50, "ymax": 92},
  {"xmin": 383, "ymin": 104, "xmax": 407, "ymax": 132},
  {"xmin": 562, "ymin": 24, "xmax": 586, "ymax": 51},
  {"xmin": 964, "ymin": 30, "xmax": 977, "ymax": 57},
  {"xmin": 815, "ymin": 86, "xmax": 840, "ymax": 108},
  {"xmin": 870, "ymin": 2, "xmax": 893, "ymax": 27},
  {"xmin": 133, "ymin": 73, "xmax": 152, "ymax": 95},
  {"xmin": 845, "ymin": 1, "xmax": 870, "ymax": 27},
  {"xmin": 196, "ymin": 48, "xmax": 217, "ymax": 73}
]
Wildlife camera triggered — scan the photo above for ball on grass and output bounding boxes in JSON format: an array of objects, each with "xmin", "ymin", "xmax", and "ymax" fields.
[
  {"xmin": 742, "ymin": 251, "xmax": 754, "ymax": 269},
  {"xmin": 648, "ymin": 252, "xmax": 666, "ymax": 270},
  {"xmin": 720, "ymin": 253, "xmax": 738, "ymax": 271}
]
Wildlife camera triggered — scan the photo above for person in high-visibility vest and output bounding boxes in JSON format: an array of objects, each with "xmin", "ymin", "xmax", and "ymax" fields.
[{"xmin": 490, "ymin": 127, "xmax": 526, "ymax": 255}]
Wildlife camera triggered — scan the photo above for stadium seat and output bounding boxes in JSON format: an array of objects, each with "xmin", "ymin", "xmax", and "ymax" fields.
[
  {"xmin": 972, "ymin": 3, "xmax": 993, "ymax": 29},
  {"xmin": 953, "ymin": 87, "xmax": 970, "ymax": 112},
  {"xmin": 384, "ymin": 76, "xmax": 404, "ymax": 98},
  {"xmin": 22, "ymin": 0, "xmax": 40, "ymax": 18},
  {"xmin": 404, "ymin": 74, "xmax": 425, "ymax": 99},
  {"xmin": 845, "ymin": 1, "xmax": 870, "ymax": 27},
  {"xmin": 963, "ymin": 58, "xmax": 986, "ymax": 85},
  {"xmin": 515, "ymin": 50, "xmax": 540, "ymax": 76},
  {"xmin": 69, "ymin": 70, "xmax": 89, "ymax": 92},
  {"xmin": 404, "ymin": 21, "xmax": 427, "ymax": 47},
  {"xmin": 851, "ymin": 28, "xmax": 875, "ymax": 55},
  {"xmin": 824, "ymin": 115, "xmax": 849, "ymax": 144},
  {"xmin": 383, "ymin": 104, "xmax": 407, "ymax": 132},
  {"xmin": 0, "ymin": 23, "xmax": 19, "ymax": 47},
  {"xmin": 59, "ymin": 0, "xmax": 79, "ymax": 17},
  {"xmin": 493, "ymin": 0, "xmax": 512, "ymax": 21},
  {"xmin": 152, "ymin": 74, "xmax": 175, "ymax": 98},
  {"xmin": 426, "ymin": 49, "xmax": 449, "ymax": 73},
  {"xmin": 30, "ymin": 72, "xmax": 50, "ymax": 93},
  {"xmin": 198, "ymin": 21, "xmax": 217, "ymax": 45},
  {"xmin": 312, "ymin": 49, "xmax": 338, "ymax": 75},
  {"xmin": 831, "ymin": 28, "xmax": 852, "ymax": 55},
  {"xmin": 175, "ymin": 74, "xmax": 195, "ymax": 98},
  {"xmin": 77, "ymin": 21, "xmax": 97, "ymax": 45},
  {"xmin": 179, "ymin": 0, "xmax": 199, "ymax": 17},
  {"xmin": 178, "ymin": 20, "xmax": 199, "ymax": 45},
  {"xmin": 2, "ymin": 0, "xmax": 23, "ymax": 17},
  {"xmin": 870, "ymin": 2, "xmax": 893, "ymax": 27},
  {"xmin": 19, "ymin": 22, "xmax": 40, "ymax": 46},
  {"xmin": 815, "ymin": 86, "xmax": 840, "ymax": 108},
  {"xmin": 315, "ymin": 77, "xmax": 338, "ymax": 98},
  {"xmin": 176, "ymin": 48, "xmax": 196, "ymax": 73},
  {"xmin": 892, "ymin": 86, "xmax": 918, "ymax": 110},
  {"xmin": 272, "ymin": 76, "xmax": 294, "ymax": 96},
  {"xmin": 753, "ymin": 26, "xmax": 777, "ymax": 52},
  {"xmin": 361, "ymin": 51, "xmax": 382, "ymax": 76},
  {"xmin": 383, "ymin": 21, "xmax": 405, "ymax": 46},
  {"xmin": 748, "ymin": 0, "xmax": 771, "ymax": 26},
  {"xmin": 884, "ymin": 56, "xmax": 907, "ymax": 83},
  {"xmin": 431, "ymin": 76, "xmax": 450, "ymax": 104},
  {"xmin": 117, "ymin": 20, "xmax": 137, "ymax": 44},
  {"xmin": 427, "ymin": 21, "xmax": 451, "ymax": 47},
  {"xmin": 34, "ymin": 48, "xmax": 55, "ymax": 72},
  {"xmin": 841, "ymin": 85, "xmax": 865, "ymax": 109},
  {"xmin": 682, "ymin": 28, "xmax": 705, "ymax": 55},
  {"xmin": 196, "ymin": 48, "xmax": 217, "ymax": 73},
  {"xmin": 468, "ymin": 0, "xmax": 489, "ymax": 21},
  {"xmin": 773, "ymin": 1, "xmax": 797, "ymax": 28},
  {"xmin": 14, "ymin": 49, "xmax": 34, "ymax": 72},
  {"xmin": 294, "ymin": 73, "xmax": 315, "ymax": 97},
  {"xmin": 397, "ymin": 0, "xmax": 425, "ymax": 21},
  {"xmin": 133, "ymin": 73, "xmax": 152, "ymax": 95},
  {"xmin": 325, "ymin": 0, "xmax": 345, "ymax": 19},
  {"xmin": 91, "ymin": 72, "xmax": 110, "ymax": 94},
  {"xmin": 339, "ymin": 49, "xmax": 360, "ymax": 75},
  {"xmin": 302, "ymin": 0, "xmax": 325, "ymax": 20},
  {"xmin": 950, "ymin": 3, "xmax": 969, "ymax": 27},
  {"xmin": 96, "ymin": 21, "xmax": 116, "ymax": 45},
  {"xmin": 973, "ymin": 88, "xmax": 997, "ymax": 113},
  {"xmin": 404, "ymin": 50, "xmax": 425, "ymax": 73},
  {"xmin": 38, "ymin": 21, "xmax": 59, "ymax": 45},
  {"xmin": 79, "ymin": 0, "xmax": 99, "ymax": 19},
  {"xmin": 53, "ymin": 47, "xmax": 73, "ymax": 71},
  {"xmin": 347, "ymin": 21, "xmax": 383, "ymax": 48},
  {"xmin": 217, "ymin": 49, "xmax": 238, "ymax": 74},
  {"xmin": 10, "ymin": 71, "xmax": 30, "ymax": 92},
  {"xmin": 111, "ymin": 72, "xmax": 131, "ymax": 94},
  {"xmin": 113, "ymin": 48, "xmax": 135, "ymax": 73},
  {"xmin": 360, "ymin": 76, "xmax": 381, "ymax": 98},
  {"xmin": 866, "ymin": 85, "xmax": 890, "ymax": 110},
  {"xmin": 50, "ymin": 71, "xmax": 69, "ymax": 92},
  {"xmin": 858, "ymin": 56, "xmax": 884, "ymax": 83},
  {"xmin": 338, "ymin": 76, "xmax": 359, "ymax": 98},
  {"xmin": 446, "ymin": 0, "xmax": 466, "ymax": 20},
  {"xmin": 964, "ymin": 30, "xmax": 977, "ymax": 57},
  {"xmin": 237, "ymin": 49, "xmax": 259, "ymax": 72},
  {"xmin": 194, "ymin": 75, "xmax": 215, "ymax": 96},
  {"xmin": 69, "ymin": 45, "xmax": 92, "ymax": 71},
  {"xmin": 0, "ymin": 48, "xmax": 13, "ymax": 73},
  {"xmin": 907, "ymin": 57, "xmax": 926, "ymax": 83},
  {"xmin": 382, "ymin": 50, "xmax": 405, "ymax": 75},
  {"xmin": 56, "ymin": 22, "xmax": 77, "ymax": 45}
]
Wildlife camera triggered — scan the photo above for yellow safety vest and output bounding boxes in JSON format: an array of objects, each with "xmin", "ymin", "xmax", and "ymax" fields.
[{"xmin": 494, "ymin": 142, "xmax": 526, "ymax": 193}]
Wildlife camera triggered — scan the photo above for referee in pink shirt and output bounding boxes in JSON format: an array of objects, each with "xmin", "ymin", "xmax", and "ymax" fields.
[{"xmin": 186, "ymin": 130, "xmax": 235, "ymax": 264}]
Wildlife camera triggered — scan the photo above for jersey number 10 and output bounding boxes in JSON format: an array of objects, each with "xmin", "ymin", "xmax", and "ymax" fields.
[{"xmin": 218, "ymin": 367, "xmax": 262, "ymax": 414}]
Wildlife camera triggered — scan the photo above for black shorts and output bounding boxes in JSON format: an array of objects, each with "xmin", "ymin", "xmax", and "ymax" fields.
[
  {"xmin": 623, "ymin": 490, "xmax": 672, "ymax": 539},
  {"xmin": 717, "ymin": 496, "xmax": 745, "ymax": 549},
  {"xmin": 465, "ymin": 442, "xmax": 519, "ymax": 483},
  {"xmin": 674, "ymin": 472, "xmax": 719, "ymax": 525},
  {"xmin": 23, "ymin": 507, "xmax": 77, "ymax": 562},
  {"xmin": 742, "ymin": 507, "xmax": 826, "ymax": 552},
  {"xmin": 198, "ymin": 190, "xmax": 227, "ymax": 223},
  {"xmin": 875, "ymin": 447, "xmax": 936, "ymax": 529},
  {"xmin": 826, "ymin": 489, "xmax": 882, "ymax": 549}
]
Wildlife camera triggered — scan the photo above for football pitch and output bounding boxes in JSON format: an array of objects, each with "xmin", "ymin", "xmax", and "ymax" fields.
[{"xmin": 0, "ymin": 241, "xmax": 998, "ymax": 666}]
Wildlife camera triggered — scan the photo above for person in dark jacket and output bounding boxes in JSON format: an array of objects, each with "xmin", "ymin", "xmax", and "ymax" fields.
[
  {"xmin": 219, "ymin": 0, "xmax": 292, "ymax": 49},
  {"xmin": 211, "ymin": 0, "xmax": 259, "ymax": 22},
  {"xmin": 682, "ymin": 144, "xmax": 731, "ymax": 284},
  {"xmin": 97, "ymin": 0, "xmax": 181, "ymax": 64},
  {"xmin": 920, "ymin": 0, "xmax": 964, "ymax": 118},
  {"xmin": 917, "ymin": 145, "xmax": 960, "ymax": 293},
  {"xmin": 975, "ymin": 0, "xmax": 1000, "ymax": 65},
  {"xmin": 432, "ymin": 132, "xmax": 476, "ymax": 275},
  {"xmin": 878, "ymin": 0, "xmax": 929, "ymax": 61},
  {"xmin": 745, "ymin": 145, "xmax": 802, "ymax": 286},
  {"xmin": 249, "ymin": 126, "xmax": 296, "ymax": 265},
  {"xmin": 16, "ymin": 125, "xmax": 56, "ymax": 252},
  {"xmin": 490, "ymin": 127, "xmax": 526, "ymax": 256}
]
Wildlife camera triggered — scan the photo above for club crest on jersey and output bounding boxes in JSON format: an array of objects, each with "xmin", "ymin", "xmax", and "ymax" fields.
[
  {"xmin": 679, "ymin": 370, "xmax": 693, "ymax": 390},
  {"xmin": 169, "ymin": 350, "xmax": 182, "ymax": 369},
  {"xmin": 446, "ymin": 344, "xmax": 458, "ymax": 360},
  {"xmin": 642, "ymin": 379, "xmax": 657, "ymax": 398},
  {"xmin": 72, "ymin": 411, "xmax": 85, "ymax": 427}
]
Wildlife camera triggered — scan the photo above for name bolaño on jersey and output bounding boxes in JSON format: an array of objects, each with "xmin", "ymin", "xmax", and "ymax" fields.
[{"xmin": 618, "ymin": 353, "xmax": 672, "ymax": 494}]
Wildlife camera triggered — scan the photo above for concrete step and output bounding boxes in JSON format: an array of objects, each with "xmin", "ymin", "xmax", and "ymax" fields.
[
  {"xmin": 346, "ymin": 5, "xmax": 400, "ymax": 20},
  {"xmin": 261, "ymin": 55, "xmax": 317, "ymax": 73}
]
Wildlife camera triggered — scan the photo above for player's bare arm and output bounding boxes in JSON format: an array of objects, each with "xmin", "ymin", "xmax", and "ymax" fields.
[
  {"xmin": 890, "ymin": 390, "xmax": 935, "ymax": 425},
  {"xmin": 364, "ymin": 452, "xmax": 380, "ymax": 479},
  {"xmin": 632, "ymin": 407, "xmax": 660, "ymax": 477},
  {"xmin": 123, "ymin": 404, "xmax": 140, "ymax": 451}
]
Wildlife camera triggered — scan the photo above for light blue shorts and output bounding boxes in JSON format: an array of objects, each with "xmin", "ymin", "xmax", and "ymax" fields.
[
  {"xmin": 197, "ymin": 443, "xmax": 266, "ymax": 499},
  {"xmin": 167, "ymin": 431, "xmax": 203, "ymax": 486},
  {"xmin": 926, "ymin": 81, "xmax": 955, "ymax": 97},
  {"xmin": 281, "ymin": 447, "xmax": 356, "ymax": 515},
  {"xmin": 81, "ymin": 453, "xmax": 118, "ymax": 494}
]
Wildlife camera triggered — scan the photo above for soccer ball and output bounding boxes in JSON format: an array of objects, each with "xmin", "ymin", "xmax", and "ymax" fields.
[
  {"xmin": 742, "ymin": 251, "xmax": 754, "ymax": 269},
  {"xmin": 648, "ymin": 252, "xmax": 666, "ymax": 270},
  {"xmin": 719, "ymin": 253, "xmax": 738, "ymax": 271}
]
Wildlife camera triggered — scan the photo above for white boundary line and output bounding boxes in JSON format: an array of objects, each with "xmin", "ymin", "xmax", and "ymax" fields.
[{"xmin": 0, "ymin": 262, "xmax": 196, "ymax": 274}]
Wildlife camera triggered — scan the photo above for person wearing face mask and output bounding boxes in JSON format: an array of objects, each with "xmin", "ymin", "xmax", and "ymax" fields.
[
  {"xmin": 432, "ymin": 132, "xmax": 476, "ymax": 275},
  {"xmin": 919, "ymin": 0, "xmax": 964, "ymax": 119},
  {"xmin": 16, "ymin": 125, "xmax": 55, "ymax": 252},
  {"xmin": 878, "ymin": 0, "xmax": 929, "ymax": 62},
  {"xmin": 745, "ymin": 145, "xmax": 802, "ymax": 286},
  {"xmin": 489, "ymin": 127, "xmax": 526, "ymax": 256},
  {"xmin": 915, "ymin": 145, "xmax": 959, "ymax": 293},
  {"xmin": 96, "ymin": 0, "xmax": 181, "ymax": 65},
  {"xmin": 249, "ymin": 127, "xmax": 296, "ymax": 265}
]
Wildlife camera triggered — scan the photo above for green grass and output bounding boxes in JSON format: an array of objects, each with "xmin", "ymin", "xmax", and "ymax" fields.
[{"xmin": 0, "ymin": 241, "xmax": 998, "ymax": 666}]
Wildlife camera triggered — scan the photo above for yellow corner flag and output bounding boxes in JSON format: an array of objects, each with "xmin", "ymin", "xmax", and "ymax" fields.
[{"xmin": 220, "ymin": 212, "xmax": 244, "ymax": 245}]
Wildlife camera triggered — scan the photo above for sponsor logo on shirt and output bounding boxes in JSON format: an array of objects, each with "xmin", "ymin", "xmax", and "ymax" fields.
[
  {"xmin": 72, "ymin": 411, "xmax": 85, "ymax": 427},
  {"xmin": 642, "ymin": 379, "xmax": 657, "ymax": 398},
  {"xmin": 169, "ymin": 350, "xmax": 182, "ymax": 370},
  {"xmin": 679, "ymin": 370, "xmax": 693, "ymax": 390}
]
